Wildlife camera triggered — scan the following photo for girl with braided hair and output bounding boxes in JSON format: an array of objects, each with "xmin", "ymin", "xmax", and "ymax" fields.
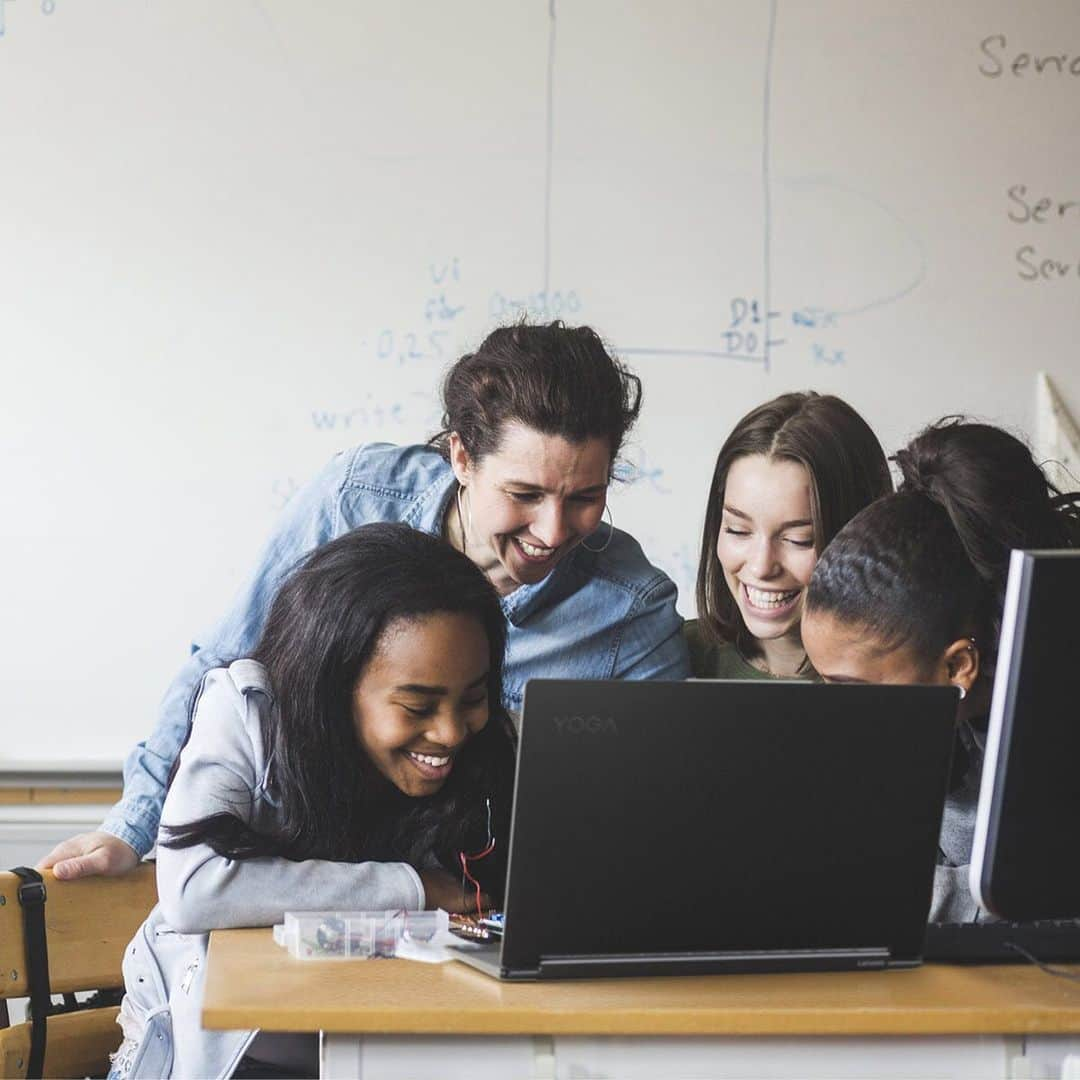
[{"xmin": 802, "ymin": 417, "xmax": 1080, "ymax": 921}]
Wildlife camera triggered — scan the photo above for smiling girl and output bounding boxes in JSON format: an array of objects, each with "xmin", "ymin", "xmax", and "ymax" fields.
[
  {"xmin": 801, "ymin": 418, "xmax": 1080, "ymax": 920},
  {"xmin": 687, "ymin": 392, "xmax": 891, "ymax": 678},
  {"xmin": 111, "ymin": 523, "xmax": 516, "ymax": 1079}
]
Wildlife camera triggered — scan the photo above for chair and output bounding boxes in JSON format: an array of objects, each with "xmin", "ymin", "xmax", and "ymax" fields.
[{"xmin": 0, "ymin": 864, "xmax": 157, "ymax": 1079}]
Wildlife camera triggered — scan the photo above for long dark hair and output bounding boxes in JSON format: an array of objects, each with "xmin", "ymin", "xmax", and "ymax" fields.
[
  {"xmin": 807, "ymin": 417, "xmax": 1080, "ymax": 671},
  {"xmin": 696, "ymin": 392, "xmax": 891, "ymax": 646},
  {"xmin": 430, "ymin": 320, "xmax": 642, "ymax": 473},
  {"xmin": 162, "ymin": 523, "xmax": 516, "ymax": 899}
]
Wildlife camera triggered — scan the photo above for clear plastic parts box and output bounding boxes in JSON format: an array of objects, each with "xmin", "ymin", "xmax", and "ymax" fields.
[{"xmin": 272, "ymin": 909, "xmax": 450, "ymax": 960}]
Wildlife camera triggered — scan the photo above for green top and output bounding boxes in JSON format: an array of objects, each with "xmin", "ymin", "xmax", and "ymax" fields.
[{"xmin": 683, "ymin": 620, "xmax": 817, "ymax": 681}]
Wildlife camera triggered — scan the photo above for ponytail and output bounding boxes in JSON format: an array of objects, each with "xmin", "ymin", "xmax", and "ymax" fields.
[{"xmin": 894, "ymin": 417, "xmax": 1080, "ymax": 597}]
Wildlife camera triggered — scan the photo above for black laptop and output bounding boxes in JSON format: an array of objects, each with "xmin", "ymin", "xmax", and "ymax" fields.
[{"xmin": 451, "ymin": 679, "xmax": 957, "ymax": 980}]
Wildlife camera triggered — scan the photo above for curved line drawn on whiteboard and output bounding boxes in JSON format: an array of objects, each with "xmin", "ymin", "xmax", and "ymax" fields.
[{"xmin": 774, "ymin": 176, "xmax": 927, "ymax": 320}]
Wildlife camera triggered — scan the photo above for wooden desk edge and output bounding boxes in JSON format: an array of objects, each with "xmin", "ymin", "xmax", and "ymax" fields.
[
  {"xmin": 201, "ymin": 1002, "xmax": 1080, "ymax": 1038},
  {"xmin": 0, "ymin": 786, "xmax": 122, "ymax": 805},
  {"xmin": 202, "ymin": 929, "xmax": 1080, "ymax": 1037}
]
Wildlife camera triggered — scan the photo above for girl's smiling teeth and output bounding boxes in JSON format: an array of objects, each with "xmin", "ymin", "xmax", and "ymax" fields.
[
  {"xmin": 743, "ymin": 583, "xmax": 801, "ymax": 610},
  {"xmin": 405, "ymin": 749, "xmax": 454, "ymax": 780},
  {"xmin": 408, "ymin": 751, "xmax": 450, "ymax": 766}
]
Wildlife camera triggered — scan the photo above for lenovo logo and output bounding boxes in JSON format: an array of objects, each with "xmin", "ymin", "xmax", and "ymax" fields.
[{"xmin": 553, "ymin": 715, "xmax": 618, "ymax": 735}]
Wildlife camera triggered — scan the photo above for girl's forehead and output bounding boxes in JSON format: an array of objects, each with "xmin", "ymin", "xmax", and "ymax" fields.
[
  {"xmin": 362, "ymin": 612, "xmax": 489, "ymax": 688},
  {"xmin": 803, "ymin": 610, "xmax": 932, "ymax": 684},
  {"xmin": 724, "ymin": 455, "xmax": 812, "ymax": 517}
]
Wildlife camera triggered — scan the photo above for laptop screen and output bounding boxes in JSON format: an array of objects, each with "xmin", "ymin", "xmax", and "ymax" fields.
[{"xmin": 499, "ymin": 680, "xmax": 956, "ymax": 974}]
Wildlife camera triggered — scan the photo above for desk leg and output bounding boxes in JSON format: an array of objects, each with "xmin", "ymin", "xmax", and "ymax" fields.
[
  {"xmin": 318, "ymin": 1032, "xmax": 552, "ymax": 1080},
  {"xmin": 319, "ymin": 1031, "xmax": 361, "ymax": 1078}
]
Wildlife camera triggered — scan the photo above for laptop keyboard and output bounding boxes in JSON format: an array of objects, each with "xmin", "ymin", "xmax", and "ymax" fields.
[{"xmin": 923, "ymin": 919, "xmax": 1080, "ymax": 963}]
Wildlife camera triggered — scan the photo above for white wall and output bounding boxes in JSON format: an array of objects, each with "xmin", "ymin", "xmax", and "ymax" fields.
[{"xmin": 1, "ymin": 0, "xmax": 1078, "ymax": 762}]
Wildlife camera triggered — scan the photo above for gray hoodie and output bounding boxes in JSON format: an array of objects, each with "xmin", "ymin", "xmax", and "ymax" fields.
[
  {"xmin": 116, "ymin": 661, "xmax": 425, "ymax": 1079},
  {"xmin": 929, "ymin": 720, "xmax": 985, "ymax": 924}
]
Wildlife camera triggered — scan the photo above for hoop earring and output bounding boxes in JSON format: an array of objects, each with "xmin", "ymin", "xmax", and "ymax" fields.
[
  {"xmin": 580, "ymin": 504, "xmax": 615, "ymax": 553},
  {"xmin": 456, "ymin": 484, "xmax": 472, "ymax": 555},
  {"xmin": 957, "ymin": 685, "xmax": 967, "ymax": 701}
]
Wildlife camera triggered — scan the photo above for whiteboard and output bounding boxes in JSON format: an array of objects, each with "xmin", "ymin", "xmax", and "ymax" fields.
[{"xmin": 2, "ymin": 0, "xmax": 1078, "ymax": 764}]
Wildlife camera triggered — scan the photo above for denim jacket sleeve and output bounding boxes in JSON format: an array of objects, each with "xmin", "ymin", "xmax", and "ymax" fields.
[
  {"xmin": 101, "ymin": 452, "xmax": 353, "ymax": 857},
  {"xmin": 612, "ymin": 573, "xmax": 690, "ymax": 681},
  {"xmin": 156, "ymin": 665, "xmax": 423, "ymax": 934}
]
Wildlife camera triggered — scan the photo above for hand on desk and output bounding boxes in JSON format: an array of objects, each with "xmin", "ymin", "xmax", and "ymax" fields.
[
  {"xmin": 419, "ymin": 868, "xmax": 490, "ymax": 913},
  {"xmin": 37, "ymin": 830, "xmax": 139, "ymax": 880}
]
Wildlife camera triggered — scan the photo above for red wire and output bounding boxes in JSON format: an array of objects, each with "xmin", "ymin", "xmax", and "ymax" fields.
[{"xmin": 459, "ymin": 838, "xmax": 495, "ymax": 915}]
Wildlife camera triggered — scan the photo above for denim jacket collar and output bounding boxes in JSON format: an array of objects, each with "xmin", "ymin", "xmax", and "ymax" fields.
[{"xmin": 404, "ymin": 464, "xmax": 457, "ymax": 537}]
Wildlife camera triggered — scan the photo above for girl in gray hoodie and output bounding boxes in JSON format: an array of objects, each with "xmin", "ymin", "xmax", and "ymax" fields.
[{"xmin": 109, "ymin": 523, "xmax": 516, "ymax": 1079}]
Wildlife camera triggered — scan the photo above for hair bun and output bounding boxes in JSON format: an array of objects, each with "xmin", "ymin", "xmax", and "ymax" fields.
[{"xmin": 893, "ymin": 444, "xmax": 943, "ymax": 502}]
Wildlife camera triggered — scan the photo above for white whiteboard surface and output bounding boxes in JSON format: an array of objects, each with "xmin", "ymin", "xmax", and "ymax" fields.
[{"xmin": 2, "ymin": 1, "xmax": 1078, "ymax": 764}]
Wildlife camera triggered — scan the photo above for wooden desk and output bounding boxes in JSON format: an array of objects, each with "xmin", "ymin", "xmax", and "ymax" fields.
[{"xmin": 203, "ymin": 928, "xmax": 1080, "ymax": 1079}]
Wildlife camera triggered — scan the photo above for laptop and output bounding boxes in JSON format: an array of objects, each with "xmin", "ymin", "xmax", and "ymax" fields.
[{"xmin": 451, "ymin": 678, "xmax": 957, "ymax": 980}]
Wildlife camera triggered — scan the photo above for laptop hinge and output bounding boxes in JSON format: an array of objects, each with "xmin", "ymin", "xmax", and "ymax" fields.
[{"xmin": 537, "ymin": 946, "xmax": 891, "ymax": 978}]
